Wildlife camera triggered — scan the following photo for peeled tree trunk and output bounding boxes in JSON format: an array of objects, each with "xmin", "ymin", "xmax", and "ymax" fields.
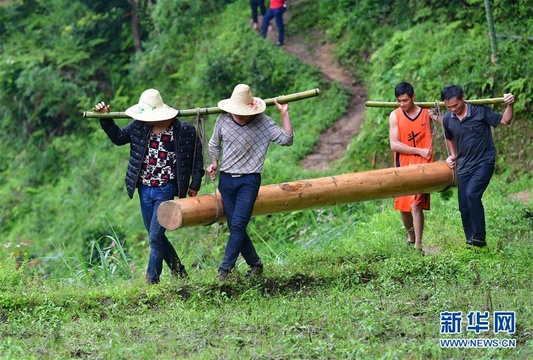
[{"xmin": 158, "ymin": 162, "xmax": 455, "ymax": 230}]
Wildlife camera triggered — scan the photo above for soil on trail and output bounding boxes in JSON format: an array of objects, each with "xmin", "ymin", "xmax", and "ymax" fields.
[
  {"xmin": 262, "ymin": 12, "xmax": 367, "ymax": 171},
  {"xmin": 284, "ymin": 35, "xmax": 367, "ymax": 171}
]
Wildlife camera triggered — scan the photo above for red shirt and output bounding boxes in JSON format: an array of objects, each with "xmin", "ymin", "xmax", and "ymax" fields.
[{"xmin": 270, "ymin": 0, "xmax": 284, "ymax": 9}]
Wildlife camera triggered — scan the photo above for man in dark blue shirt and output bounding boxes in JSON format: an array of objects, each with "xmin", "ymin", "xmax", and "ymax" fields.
[{"xmin": 441, "ymin": 85, "xmax": 515, "ymax": 247}]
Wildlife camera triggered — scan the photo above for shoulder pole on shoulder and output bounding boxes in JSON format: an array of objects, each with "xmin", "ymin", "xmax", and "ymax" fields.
[
  {"xmin": 83, "ymin": 88, "xmax": 321, "ymax": 119},
  {"xmin": 365, "ymin": 97, "xmax": 505, "ymax": 108}
]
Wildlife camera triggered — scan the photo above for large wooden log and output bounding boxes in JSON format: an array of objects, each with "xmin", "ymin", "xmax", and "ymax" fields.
[{"xmin": 158, "ymin": 162, "xmax": 455, "ymax": 230}]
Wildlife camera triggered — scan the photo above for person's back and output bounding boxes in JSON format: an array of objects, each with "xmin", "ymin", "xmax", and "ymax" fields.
[{"xmin": 269, "ymin": 0, "xmax": 285, "ymax": 9}]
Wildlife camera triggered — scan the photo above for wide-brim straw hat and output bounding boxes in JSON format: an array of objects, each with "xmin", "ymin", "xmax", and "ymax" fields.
[
  {"xmin": 217, "ymin": 84, "xmax": 266, "ymax": 116},
  {"xmin": 125, "ymin": 89, "xmax": 178, "ymax": 122}
]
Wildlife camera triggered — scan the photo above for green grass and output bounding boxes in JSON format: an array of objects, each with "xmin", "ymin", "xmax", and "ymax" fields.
[{"xmin": 1, "ymin": 174, "xmax": 531, "ymax": 359}]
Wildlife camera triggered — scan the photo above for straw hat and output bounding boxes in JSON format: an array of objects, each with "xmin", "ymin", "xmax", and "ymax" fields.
[
  {"xmin": 217, "ymin": 84, "xmax": 266, "ymax": 116},
  {"xmin": 125, "ymin": 89, "xmax": 178, "ymax": 122}
]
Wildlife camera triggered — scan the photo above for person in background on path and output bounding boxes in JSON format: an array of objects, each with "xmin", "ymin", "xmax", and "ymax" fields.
[
  {"xmin": 93, "ymin": 89, "xmax": 205, "ymax": 284},
  {"xmin": 441, "ymin": 85, "xmax": 515, "ymax": 248},
  {"xmin": 261, "ymin": 0, "xmax": 286, "ymax": 46},
  {"xmin": 389, "ymin": 82, "xmax": 434, "ymax": 251},
  {"xmin": 250, "ymin": 0, "xmax": 266, "ymax": 31},
  {"xmin": 206, "ymin": 84, "xmax": 294, "ymax": 282}
]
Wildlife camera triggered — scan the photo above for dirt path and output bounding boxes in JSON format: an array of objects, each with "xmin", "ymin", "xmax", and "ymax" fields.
[
  {"xmin": 283, "ymin": 34, "xmax": 367, "ymax": 171},
  {"xmin": 262, "ymin": 8, "xmax": 367, "ymax": 171}
]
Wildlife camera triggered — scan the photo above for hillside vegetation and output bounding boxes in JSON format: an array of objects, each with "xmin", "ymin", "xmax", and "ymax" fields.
[{"xmin": 0, "ymin": 0, "xmax": 531, "ymax": 358}]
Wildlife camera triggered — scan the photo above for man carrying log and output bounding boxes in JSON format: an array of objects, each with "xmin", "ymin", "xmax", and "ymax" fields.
[
  {"xmin": 389, "ymin": 82, "xmax": 434, "ymax": 251},
  {"xmin": 93, "ymin": 89, "xmax": 204, "ymax": 284},
  {"xmin": 441, "ymin": 85, "xmax": 515, "ymax": 247},
  {"xmin": 206, "ymin": 84, "xmax": 294, "ymax": 282}
]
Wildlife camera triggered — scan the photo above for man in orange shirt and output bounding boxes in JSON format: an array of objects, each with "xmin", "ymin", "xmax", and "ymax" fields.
[{"xmin": 389, "ymin": 82, "xmax": 434, "ymax": 251}]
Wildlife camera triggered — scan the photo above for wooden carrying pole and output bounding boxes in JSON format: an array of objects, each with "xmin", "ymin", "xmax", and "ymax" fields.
[
  {"xmin": 365, "ymin": 97, "xmax": 505, "ymax": 108},
  {"xmin": 158, "ymin": 162, "xmax": 455, "ymax": 230},
  {"xmin": 83, "ymin": 88, "xmax": 320, "ymax": 119}
]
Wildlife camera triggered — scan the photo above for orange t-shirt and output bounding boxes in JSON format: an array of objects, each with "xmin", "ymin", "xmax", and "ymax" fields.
[{"xmin": 393, "ymin": 107, "xmax": 433, "ymax": 211}]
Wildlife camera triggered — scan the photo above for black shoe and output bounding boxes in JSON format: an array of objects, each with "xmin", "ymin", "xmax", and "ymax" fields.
[
  {"xmin": 466, "ymin": 238, "xmax": 487, "ymax": 247},
  {"xmin": 217, "ymin": 270, "xmax": 229, "ymax": 282},
  {"xmin": 245, "ymin": 263, "xmax": 264, "ymax": 278},
  {"xmin": 172, "ymin": 264, "xmax": 188, "ymax": 279},
  {"xmin": 146, "ymin": 274, "xmax": 159, "ymax": 285}
]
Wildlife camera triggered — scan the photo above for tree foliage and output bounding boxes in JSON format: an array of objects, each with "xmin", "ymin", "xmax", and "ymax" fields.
[
  {"xmin": 288, "ymin": 0, "xmax": 533, "ymax": 171},
  {"xmin": 0, "ymin": 0, "xmax": 531, "ymax": 273},
  {"xmin": 0, "ymin": 1, "xmax": 134, "ymax": 142}
]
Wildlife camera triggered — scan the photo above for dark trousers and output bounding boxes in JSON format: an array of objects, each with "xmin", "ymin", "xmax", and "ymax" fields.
[
  {"xmin": 457, "ymin": 163, "xmax": 494, "ymax": 242},
  {"xmin": 261, "ymin": 7, "xmax": 285, "ymax": 44},
  {"xmin": 250, "ymin": 0, "xmax": 266, "ymax": 23},
  {"xmin": 138, "ymin": 183, "xmax": 182, "ymax": 283},
  {"xmin": 218, "ymin": 173, "xmax": 262, "ymax": 272}
]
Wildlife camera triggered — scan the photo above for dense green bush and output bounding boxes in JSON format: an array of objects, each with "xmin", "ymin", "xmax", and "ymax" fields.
[{"xmin": 0, "ymin": 0, "xmax": 132, "ymax": 142}]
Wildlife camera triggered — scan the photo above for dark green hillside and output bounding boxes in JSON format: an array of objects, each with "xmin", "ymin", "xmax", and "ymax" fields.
[
  {"xmin": 0, "ymin": 1, "xmax": 531, "ymax": 358},
  {"xmin": 0, "ymin": 0, "xmax": 348, "ymax": 265},
  {"xmin": 0, "ymin": 0, "xmax": 531, "ymax": 274},
  {"xmin": 286, "ymin": 0, "xmax": 532, "ymax": 173}
]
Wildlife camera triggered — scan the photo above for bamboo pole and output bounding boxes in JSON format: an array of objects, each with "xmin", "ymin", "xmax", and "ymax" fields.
[
  {"xmin": 83, "ymin": 88, "xmax": 320, "ymax": 119},
  {"xmin": 484, "ymin": 0, "xmax": 499, "ymax": 63},
  {"xmin": 496, "ymin": 33, "xmax": 533, "ymax": 41},
  {"xmin": 157, "ymin": 162, "xmax": 455, "ymax": 230},
  {"xmin": 365, "ymin": 97, "xmax": 505, "ymax": 108}
]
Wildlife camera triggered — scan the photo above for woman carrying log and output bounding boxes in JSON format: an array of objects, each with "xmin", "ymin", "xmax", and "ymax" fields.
[{"xmin": 93, "ymin": 89, "xmax": 205, "ymax": 284}]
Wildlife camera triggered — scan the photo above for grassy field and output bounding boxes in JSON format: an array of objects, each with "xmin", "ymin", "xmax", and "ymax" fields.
[{"xmin": 1, "ymin": 174, "xmax": 531, "ymax": 359}]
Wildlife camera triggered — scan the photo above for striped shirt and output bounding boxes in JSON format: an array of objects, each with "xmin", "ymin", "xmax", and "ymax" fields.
[{"xmin": 209, "ymin": 113, "xmax": 293, "ymax": 174}]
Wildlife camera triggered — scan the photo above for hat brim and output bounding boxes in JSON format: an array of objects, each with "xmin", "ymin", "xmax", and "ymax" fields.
[
  {"xmin": 124, "ymin": 104, "xmax": 178, "ymax": 122},
  {"xmin": 217, "ymin": 97, "xmax": 266, "ymax": 116}
]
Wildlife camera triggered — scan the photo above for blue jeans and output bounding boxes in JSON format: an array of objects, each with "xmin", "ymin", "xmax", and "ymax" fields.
[
  {"xmin": 457, "ymin": 163, "xmax": 494, "ymax": 242},
  {"xmin": 261, "ymin": 7, "xmax": 284, "ymax": 44},
  {"xmin": 218, "ymin": 173, "xmax": 262, "ymax": 272},
  {"xmin": 138, "ymin": 183, "xmax": 181, "ymax": 283}
]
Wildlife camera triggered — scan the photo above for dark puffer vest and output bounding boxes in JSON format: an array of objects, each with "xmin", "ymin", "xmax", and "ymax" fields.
[{"xmin": 100, "ymin": 118, "xmax": 204, "ymax": 199}]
